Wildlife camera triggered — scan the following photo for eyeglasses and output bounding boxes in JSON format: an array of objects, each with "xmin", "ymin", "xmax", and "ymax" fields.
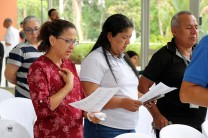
[
  {"xmin": 57, "ymin": 37, "xmax": 79, "ymax": 46},
  {"xmin": 24, "ymin": 28, "xmax": 39, "ymax": 34}
]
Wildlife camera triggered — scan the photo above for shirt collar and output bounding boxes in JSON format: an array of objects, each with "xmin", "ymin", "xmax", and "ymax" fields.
[{"xmin": 97, "ymin": 47, "xmax": 125, "ymax": 58}]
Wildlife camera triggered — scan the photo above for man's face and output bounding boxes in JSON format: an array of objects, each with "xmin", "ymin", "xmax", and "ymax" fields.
[
  {"xmin": 3, "ymin": 20, "xmax": 7, "ymax": 28},
  {"xmin": 50, "ymin": 10, "xmax": 59, "ymax": 21},
  {"xmin": 172, "ymin": 14, "xmax": 198, "ymax": 48}
]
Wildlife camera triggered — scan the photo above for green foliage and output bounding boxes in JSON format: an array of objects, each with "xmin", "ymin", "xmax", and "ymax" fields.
[
  {"xmin": 170, "ymin": 0, "xmax": 189, "ymax": 11},
  {"xmin": 125, "ymin": 43, "xmax": 141, "ymax": 56},
  {"xmin": 17, "ymin": 0, "xmax": 48, "ymax": 24},
  {"xmin": 70, "ymin": 43, "xmax": 94, "ymax": 64},
  {"xmin": 82, "ymin": 1, "xmax": 106, "ymax": 41},
  {"xmin": 106, "ymin": 0, "xmax": 141, "ymax": 38},
  {"xmin": 200, "ymin": 0, "xmax": 208, "ymax": 39},
  {"xmin": 17, "ymin": 0, "xmax": 208, "ymax": 63},
  {"xmin": 70, "ymin": 43, "xmax": 142, "ymax": 64}
]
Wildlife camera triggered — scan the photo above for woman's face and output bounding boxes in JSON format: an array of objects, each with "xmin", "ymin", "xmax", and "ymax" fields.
[
  {"xmin": 130, "ymin": 55, "xmax": 139, "ymax": 67},
  {"xmin": 108, "ymin": 27, "xmax": 133, "ymax": 56},
  {"xmin": 52, "ymin": 28, "xmax": 78, "ymax": 59},
  {"xmin": 24, "ymin": 20, "xmax": 40, "ymax": 45}
]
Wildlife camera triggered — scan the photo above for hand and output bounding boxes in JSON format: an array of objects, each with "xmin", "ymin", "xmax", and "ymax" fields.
[
  {"xmin": 152, "ymin": 114, "xmax": 169, "ymax": 130},
  {"xmin": 87, "ymin": 112, "xmax": 103, "ymax": 124},
  {"xmin": 59, "ymin": 68, "xmax": 74, "ymax": 89},
  {"xmin": 143, "ymin": 100, "xmax": 157, "ymax": 108},
  {"xmin": 121, "ymin": 98, "xmax": 142, "ymax": 112}
]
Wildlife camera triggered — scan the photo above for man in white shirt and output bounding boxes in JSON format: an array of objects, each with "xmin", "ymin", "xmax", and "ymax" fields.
[{"xmin": 3, "ymin": 18, "xmax": 19, "ymax": 57}]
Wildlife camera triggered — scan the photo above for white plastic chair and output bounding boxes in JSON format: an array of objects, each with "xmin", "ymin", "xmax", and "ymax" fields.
[
  {"xmin": 135, "ymin": 105, "xmax": 156, "ymax": 137},
  {"xmin": 205, "ymin": 108, "xmax": 208, "ymax": 120},
  {"xmin": 0, "ymin": 98, "xmax": 36, "ymax": 138},
  {"xmin": 202, "ymin": 120, "xmax": 208, "ymax": 138},
  {"xmin": 0, "ymin": 119, "xmax": 30, "ymax": 138},
  {"xmin": 0, "ymin": 88, "xmax": 14, "ymax": 103},
  {"xmin": 115, "ymin": 133, "xmax": 153, "ymax": 138},
  {"xmin": 160, "ymin": 124, "xmax": 205, "ymax": 138}
]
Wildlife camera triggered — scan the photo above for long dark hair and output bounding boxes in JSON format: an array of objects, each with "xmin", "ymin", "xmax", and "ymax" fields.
[{"xmin": 89, "ymin": 14, "xmax": 138, "ymax": 82}]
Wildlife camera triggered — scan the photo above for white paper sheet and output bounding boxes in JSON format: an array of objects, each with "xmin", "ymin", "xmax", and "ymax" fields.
[
  {"xmin": 69, "ymin": 87, "xmax": 119, "ymax": 112},
  {"xmin": 138, "ymin": 82, "xmax": 177, "ymax": 103}
]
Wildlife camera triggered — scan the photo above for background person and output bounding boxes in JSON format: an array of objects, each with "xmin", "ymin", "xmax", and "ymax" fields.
[
  {"xmin": 80, "ymin": 14, "xmax": 142, "ymax": 138},
  {"xmin": 180, "ymin": 35, "xmax": 208, "ymax": 107},
  {"xmin": 138, "ymin": 11, "xmax": 207, "ymax": 137},
  {"xmin": 4, "ymin": 16, "xmax": 43, "ymax": 98},
  {"xmin": 48, "ymin": 8, "xmax": 59, "ymax": 21},
  {"xmin": 19, "ymin": 21, "xmax": 25, "ymax": 42},
  {"xmin": 27, "ymin": 19, "xmax": 99, "ymax": 138},
  {"xmin": 126, "ymin": 50, "xmax": 143, "ymax": 76},
  {"xmin": 3, "ymin": 18, "xmax": 19, "ymax": 57},
  {"xmin": 126, "ymin": 50, "xmax": 139, "ymax": 67},
  {"xmin": 0, "ymin": 42, "xmax": 4, "ymax": 85}
]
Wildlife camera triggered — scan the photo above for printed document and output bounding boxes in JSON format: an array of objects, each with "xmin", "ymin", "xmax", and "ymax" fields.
[
  {"xmin": 69, "ymin": 87, "xmax": 119, "ymax": 112},
  {"xmin": 139, "ymin": 82, "xmax": 176, "ymax": 103}
]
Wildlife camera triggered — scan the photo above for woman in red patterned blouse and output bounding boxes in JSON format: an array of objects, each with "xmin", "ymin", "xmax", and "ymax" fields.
[{"xmin": 27, "ymin": 19, "xmax": 99, "ymax": 138}]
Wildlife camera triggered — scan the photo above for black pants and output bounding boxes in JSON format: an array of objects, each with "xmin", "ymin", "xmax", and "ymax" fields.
[{"xmin": 0, "ymin": 42, "xmax": 4, "ymax": 84}]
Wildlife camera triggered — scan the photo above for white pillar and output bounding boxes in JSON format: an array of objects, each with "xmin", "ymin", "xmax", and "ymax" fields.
[
  {"xmin": 48, "ymin": 0, "xmax": 52, "ymax": 11},
  {"xmin": 59, "ymin": 0, "xmax": 64, "ymax": 17},
  {"xmin": 141, "ymin": 0, "xmax": 150, "ymax": 69},
  {"xmin": 189, "ymin": 0, "xmax": 200, "ymax": 23}
]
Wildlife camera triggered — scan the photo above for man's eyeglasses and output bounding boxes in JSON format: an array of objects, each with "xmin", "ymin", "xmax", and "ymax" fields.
[
  {"xmin": 57, "ymin": 37, "xmax": 79, "ymax": 46},
  {"xmin": 24, "ymin": 28, "xmax": 39, "ymax": 34}
]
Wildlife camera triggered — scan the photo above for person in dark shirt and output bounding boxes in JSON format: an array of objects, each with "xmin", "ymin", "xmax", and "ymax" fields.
[
  {"xmin": 139, "ymin": 11, "xmax": 207, "ymax": 137},
  {"xmin": 48, "ymin": 8, "xmax": 59, "ymax": 21}
]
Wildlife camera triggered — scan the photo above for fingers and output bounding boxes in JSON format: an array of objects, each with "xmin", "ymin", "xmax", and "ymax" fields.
[
  {"xmin": 144, "ymin": 103, "xmax": 152, "ymax": 108},
  {"xmin": 59, "ymin": 68, "xmax": 73, "ymax": 77},
  {"xmin": 131, "ymin": 101, "xmax": 142, "ymax": 112},
  {"xmin": 144, "ymin": 101, "xmax": 157, "ymax": 109},
  {"xmin": 60, "ymin": 68, "xmax": 70, "ymax": 74},
  {"xmin": 59, "ymin": 68, "xmax": 70, "ymax": 75},
  {"xmin": 87, "ymin": 113, "xmax": 101, "ymax": 124},
  {"xmin": 157, "ymin": 120, "xmax": 169, "ymax": 129},
  {"xmin": 153, "ymin": 116, "xmax": 169, "ymax": 129},
  {"xmin": 59, "ymin": 68, "xmax": 74, "ymax": 86},
  {"xmin": 58, "ymin": 70, "xmax": 66, "ymax": 77}
]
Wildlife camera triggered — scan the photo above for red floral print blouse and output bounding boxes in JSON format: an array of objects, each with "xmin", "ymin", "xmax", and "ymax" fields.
[{"xmin": 28, "ymin": 55, "xmax": 85, "ymax": 138}]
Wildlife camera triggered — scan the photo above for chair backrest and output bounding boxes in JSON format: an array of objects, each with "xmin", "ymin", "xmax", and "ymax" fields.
[
  {"xmin": 202, "ymin": 120, "xmax": 208, "ymax": 138},
  {"xmin": 135, "ymin": 105, "xmax": 155, "ymax": 137},
  {"xmin": 0, "ymin": 97, "xmax": 36, "ymax": 138},
  {"xmin": 115, "ymin": 133, "xmax": 153, "ymax": 138},
  {"xmin": 160, "ymin": 124, "xmax": 205, "ymax": 138},
  {"xmin": 0, "ymin": 88, "xmax": 14, "ymax": 103},
  {"xmin": 0, "ymin": 119, "xmax": 30, "ymax": 138}
]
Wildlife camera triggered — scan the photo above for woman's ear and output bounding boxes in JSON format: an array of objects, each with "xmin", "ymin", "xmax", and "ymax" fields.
[
  {"xmin": 107, "ymin": 32, "xmax": 112, "ymax": 42},
  {"xmin": 49, "ymin": 35, "xmax": 56, "ymax": 46}
]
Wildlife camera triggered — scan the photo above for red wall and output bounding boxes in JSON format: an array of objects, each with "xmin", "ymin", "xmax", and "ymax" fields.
[{"xmin": 0, "ymin": 0, "xmax": 18, "ymax": 41}]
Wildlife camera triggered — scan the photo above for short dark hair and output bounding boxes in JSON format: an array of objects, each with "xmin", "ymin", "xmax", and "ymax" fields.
[
  {"xmin": 48, "ymin": 8, "xmax": 57, "ymax": 17},
  {"xmin": 126, "ymin": 50, "xmax": 139, "ymax": 58}
]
